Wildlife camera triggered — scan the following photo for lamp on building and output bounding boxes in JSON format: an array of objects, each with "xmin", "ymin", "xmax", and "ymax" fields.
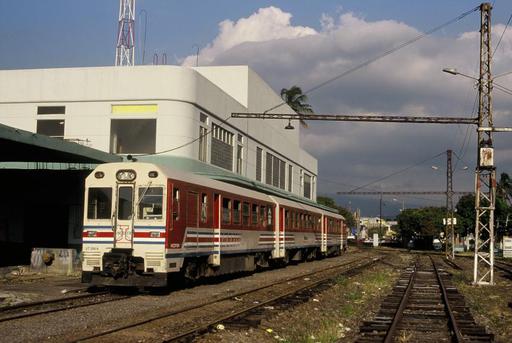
[{"xmin": 285, "ymin": 119, "xmax": 295, "ymax": 130}]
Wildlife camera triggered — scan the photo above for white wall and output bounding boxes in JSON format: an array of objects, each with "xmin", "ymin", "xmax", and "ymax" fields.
[{"xmin": 0, "ymin": 65, "xmax": 318, "ymax": 199}]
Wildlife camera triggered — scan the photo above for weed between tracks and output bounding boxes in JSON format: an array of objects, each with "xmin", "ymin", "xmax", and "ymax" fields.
[{"xmin": 197, "ymin": 254, "xmax": 409, "ymax": 343}]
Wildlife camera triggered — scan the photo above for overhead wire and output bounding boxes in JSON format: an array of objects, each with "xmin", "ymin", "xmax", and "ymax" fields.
[
  {"xmin": 262, "ymin": 5, "xmax": 480, "ymax": 114},
  {"xmin": 347, "ymin": 151, "xmax": 446, "ymax": 193},
  {"xmin": 137, "ymin": 5, "xmax": 480, "ymax": 159},
  {"xmin": 491, "ymin": 12, "xmax": 512, "ymax": 59}
]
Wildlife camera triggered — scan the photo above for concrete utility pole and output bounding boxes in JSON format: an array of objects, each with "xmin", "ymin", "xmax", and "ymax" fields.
[
  {"xmin": 473, "ymin": 2, "xmax": 496, "ymax": 285},
  {"xmin": 115, "ymin": 0, "xmax": 136, "ymax": 66}
]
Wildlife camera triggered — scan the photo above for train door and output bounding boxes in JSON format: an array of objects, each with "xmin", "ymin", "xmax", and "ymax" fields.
[
  {"xmin": 114, "ymin": 184, "xmax": 135, "ymax": 249},
  {"xmin": 212, "ymin": 193, "xmax": 221, "ymax": 265},
  {"xmin": 321, "ymin": 216, "xmax": 327, "ymax": 253},
  {"xmin": 279, "ymin": 207, "xmax": 285, "ymax": 256},
  {"xmin": 187, "ymin": 191, "xmax": 199, "ymax": 249}
]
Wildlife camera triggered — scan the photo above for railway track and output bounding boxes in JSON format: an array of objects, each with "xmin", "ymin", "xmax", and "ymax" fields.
[
  {"xmin": 357, "ymin": 255, "xmax": 493, "ymax": 342},
  {"xmin": 0, "ymin": 289, "xmax": 133, "ymax": 323},
  {"xmin": 72, "ymin": 255, "xmax": 381, "ymax": 342}
]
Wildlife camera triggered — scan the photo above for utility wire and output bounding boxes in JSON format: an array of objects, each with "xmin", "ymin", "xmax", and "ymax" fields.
[
  {"xmin": 263, "ymin": 5, "xmax": 480, "ymax": 114},
  {"xmin": 134, "ymin": 5, "xmax": 480, "ymax": 158},
  {"xmin": 492, "ymin": 13, "xmax": 512, "ymax": 59},
  {"xmin": 347, "ymin": 151, "xmax": 446, "ymax": 193}
]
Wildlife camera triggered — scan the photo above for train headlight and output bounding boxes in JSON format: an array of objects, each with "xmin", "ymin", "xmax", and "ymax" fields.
[
  {"xmin": 94, "ymin": 171, "xmax": 104, "ymax": 179},
  {"xmin": 148, "ymin": 171, "xmax": 158, "ymax": 178},
  {"xmin": 116, "ymin": 170, "xmax": 136, "ymax": 181},
  {"xmin": 87, "ymin": 231, "xmax": 96, "ymax": 237},
  {"xmin": 150, "ymin": 231, "xmax": 160, "ymax": 238}
]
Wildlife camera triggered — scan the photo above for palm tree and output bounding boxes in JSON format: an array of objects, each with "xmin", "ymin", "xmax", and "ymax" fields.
[{"xmin": 280, "ymin": 86, "xmax": 313, "ymax": 128}]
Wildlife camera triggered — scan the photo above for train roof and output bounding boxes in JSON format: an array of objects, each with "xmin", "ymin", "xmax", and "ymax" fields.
[
  {"xmin": 137, "ymin": 155, "xmax": 342, "ymax": 216},
  {"xmin": 91, "ymin": 161, "xmax": 344, "ymax": 220}
]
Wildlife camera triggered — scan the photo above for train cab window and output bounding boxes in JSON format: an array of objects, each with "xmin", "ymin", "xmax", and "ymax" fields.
[
  {"xmin": 137, "ymin": 187, "xmax": 163, "ymax": 220},
  {"xmin": 242, "ymin": 202, "xmax": 250, "ymax": 226},
  {"xmin": 260, "ymin": 206, "xmax": 266, "ymax": 227},
  {"xmin": 251, "ymin": 204, "xmax": 259, "ymax": 226},
  {"xmin": 200, "ymin": 194, "xmax": 208, "ymax": 223},
  {"xmin": 222, "ymin": 198, "xmax": 231, "ymax": 224},
  {"xmin": 87, "ymin": 187, "xmax": 112, "ymax": 219},
  {"xmin": 117, "ymin": 186, "xmax": 133, "ymax": 220},
  {"xmin": 267, "ymin": 207, "xmax": 273, "ymax": 228}
]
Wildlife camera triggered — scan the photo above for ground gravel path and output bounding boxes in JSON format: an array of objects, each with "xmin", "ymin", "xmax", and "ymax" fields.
[{"xmin": 0, "ymin": 250, "xmax": 369, "ymax": 343}]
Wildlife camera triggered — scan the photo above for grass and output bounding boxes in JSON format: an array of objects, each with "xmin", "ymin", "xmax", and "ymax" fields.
[{"xmin": 277, "ymin": 266, "xmax": 398, "ymax": 343}]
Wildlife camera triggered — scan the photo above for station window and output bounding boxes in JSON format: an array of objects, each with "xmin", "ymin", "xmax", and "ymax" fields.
[
  {"xmin": 87, "ymin": 187, "xmax": 112, "ymax": 219},
  {"xmin": 37, "ymin": 106, "xmax": 65, "ymax": 115},
  {"xmin": 137, "ymin": 187, "xmax": 163, "ymax": 220},
  {"xmin": 37, "ymin": 120, "xmax": 64, "ymax": 138},
  {"xmin": 256, "ymin": 147, "xmax": 262, "ymax": 182},
  {"xmin": 222, "ymin": 198, "xmax": 231, "ymax": 224},
  {"xmin": 110, "ymin": 119, "xmax": 156, "ymax": 154},
  {"xmin": 304, "ymin": 173, "xmax": 312, "ymax": 199}
]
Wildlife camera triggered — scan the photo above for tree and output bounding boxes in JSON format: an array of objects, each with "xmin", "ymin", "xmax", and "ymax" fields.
[
  {"xmin": 317, "ymin": 196, "xmax": 356, "ymax": 228},
  {"xmin": 455, "ymin": 194, "xmax": 475, "ymax": 236},
  {"xmin": 396, "ymin": 207, "xmax": 446, "ymax": 244},
  {"xmin": 280, "ymin": 86, "xmax": 313, "ymax": 128}
]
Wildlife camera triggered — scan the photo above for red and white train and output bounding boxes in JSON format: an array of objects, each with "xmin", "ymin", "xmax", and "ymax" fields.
[{"xmin": 81, "ymin": 162, "xmax": 347, "ymax": 287}]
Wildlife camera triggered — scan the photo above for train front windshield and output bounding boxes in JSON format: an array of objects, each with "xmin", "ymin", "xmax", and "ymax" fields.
[{"xmin": 86, "ymin": 186, "xmax": 164, "ymax": 221}]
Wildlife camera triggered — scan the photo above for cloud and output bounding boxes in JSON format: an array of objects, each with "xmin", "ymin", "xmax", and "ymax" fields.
[
  {"xmin": 180, "ymin": 7, "xmax": 512, "ymax": 211},
  {"xmin": 181, "ymin": 7, "xmax": 316, "ymax": 66}
]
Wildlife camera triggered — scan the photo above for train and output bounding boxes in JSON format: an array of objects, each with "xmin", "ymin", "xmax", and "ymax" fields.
[{"xmin": 81, "ymin": 162, "xmax": 347, "ymax": 287}]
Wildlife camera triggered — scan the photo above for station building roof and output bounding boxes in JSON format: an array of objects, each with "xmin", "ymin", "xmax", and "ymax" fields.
[{"xmin": 0, "ymin": 123, "xmax": 122, "ymax": 163}]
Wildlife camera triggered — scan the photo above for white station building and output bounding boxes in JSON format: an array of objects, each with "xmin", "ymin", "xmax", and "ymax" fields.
[{"xmin": 0, "ymin": 65, "xmax": 318, "ymax": 201}]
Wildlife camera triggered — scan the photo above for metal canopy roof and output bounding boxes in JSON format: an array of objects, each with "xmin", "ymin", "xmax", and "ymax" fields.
[{"xmin": 0, "ymin": 123, "xmax": 122, "ymax": 163}]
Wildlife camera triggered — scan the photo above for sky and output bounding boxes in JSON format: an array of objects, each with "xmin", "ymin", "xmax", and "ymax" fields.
[{"xmin": 2, "ymin": 0, "xmax": 512, "ymax": 217}]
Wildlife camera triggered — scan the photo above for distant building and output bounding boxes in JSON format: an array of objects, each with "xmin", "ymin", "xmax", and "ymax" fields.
[
  {"xmin": 0, "ymin": 65, "xmax": 318, "ymax": 200},
  {"xmin": 360, "ymin": 217, "xmax": 394, "ymax": 237}
]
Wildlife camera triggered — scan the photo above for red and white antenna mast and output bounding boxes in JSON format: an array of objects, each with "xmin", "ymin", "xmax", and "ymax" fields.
[{"xmin": 115, "ymin": 0, "xmax": 135, "ymax": 66}]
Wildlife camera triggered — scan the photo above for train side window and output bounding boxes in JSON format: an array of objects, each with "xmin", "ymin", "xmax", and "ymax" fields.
[
  {"xmin": 200, "ymin": 194, "xmax": 208, "ymax": 223},
  {"xmin": 260, "ymin": 206, "xmax": 266, "ymax": 227},
  {"xmin": 173, "ymin": 188, "xmax": 180, "ymax": 220},
  {"xmin": 222, "ymin": 198, "xmax": 231, "ymax": 224},
  {"xmin": 251, "ymin": 204, "xmax": 258, "ymax": 226},
  {"xmin": 242, "ymin": 202, "xmax": 250, "ymax": 226},
  {"xmin": 267, "ymin": 207, "xmax": 273, "ymax": 228},
  {"xmin": 138, "ymin": 187, "xmax": 163, "ymax": 220},
  {"xmin": 87, "ymin": 187, "xmax": 112, "ymax": 219},
  {"xmin": 285, "ymin": 210, "xmax": 290, "ymax": 229},
  {"xmin": 233, "ymin": 200, "xmax": 241, "ymax": 225}
]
